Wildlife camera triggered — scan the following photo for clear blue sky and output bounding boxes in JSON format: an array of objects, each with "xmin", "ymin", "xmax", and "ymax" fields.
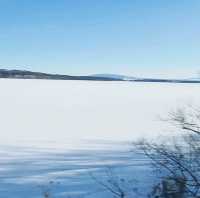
[{"xmin": 0, "ymin": 0, "xmax": 199, "ymax": 77}]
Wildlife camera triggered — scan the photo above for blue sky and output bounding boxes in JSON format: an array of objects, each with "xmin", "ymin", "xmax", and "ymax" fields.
[{"xmin": 0, "ymin": 0, "xmax": 199, "ymax": 77}]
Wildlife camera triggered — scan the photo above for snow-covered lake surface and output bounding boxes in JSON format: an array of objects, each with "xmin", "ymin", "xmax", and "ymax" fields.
[
  {"xmin": 0, "ymin": 141, "xmax": 155, "ymax": 198},
  {"xmin": 0, "ymin": 79, "xmax": 199, "ymax": 197}
]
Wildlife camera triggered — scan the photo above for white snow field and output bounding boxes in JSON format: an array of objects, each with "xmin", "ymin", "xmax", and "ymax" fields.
[
  {"xmin": 0, "ymin": 79, "xmax": 200, "ymax": 197},
  {"xmin": 0, "ymin": 79, "xmax": 200, "ymax": 142}
]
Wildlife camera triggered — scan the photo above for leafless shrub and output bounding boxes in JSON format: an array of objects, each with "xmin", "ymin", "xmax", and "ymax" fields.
[
  {"xmin": 90, "ymin": 167, "xmax": 139, "ymax": 198},
  {"xmin": 137, "ymin": 106, "xmax": 200, "ymax": 198}
]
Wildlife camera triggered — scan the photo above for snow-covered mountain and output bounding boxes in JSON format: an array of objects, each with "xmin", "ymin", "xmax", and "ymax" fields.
[
  {"xmin": 91, "ymin": 74, "xmax": 200, "ymax": 83},
  {"xmin": 91, "ymin": 74, "xmax": 137, "ymax": 81}
]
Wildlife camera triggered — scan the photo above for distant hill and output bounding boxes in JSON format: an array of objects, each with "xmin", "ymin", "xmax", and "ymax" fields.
[
  {"xmin": 91, "ymin": 73, "xmax": 200, "ymax": 83},
  {"xmin": 0, "ymin": 69, "xmax": 200, "ymax": 83},
  {"xmin": 0, "ymin": 69, "xmax": 122, "ymax": 81},
  {"xmin": 91, "ymin": 74, "xmax": 137, "ymax": 81}
]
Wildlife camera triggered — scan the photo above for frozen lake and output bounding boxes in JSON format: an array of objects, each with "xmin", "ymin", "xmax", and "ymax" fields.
[
  {"xmin": 0, "ymin": 141, "xmax": 155, "ymax": 198},
  {"xmin": 0, "ymin": 79, "xmax": 200, "ymax": 142},
  {"xmin": 0, "ymin": 79, "xmax": 199, "ymax": 197}
]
